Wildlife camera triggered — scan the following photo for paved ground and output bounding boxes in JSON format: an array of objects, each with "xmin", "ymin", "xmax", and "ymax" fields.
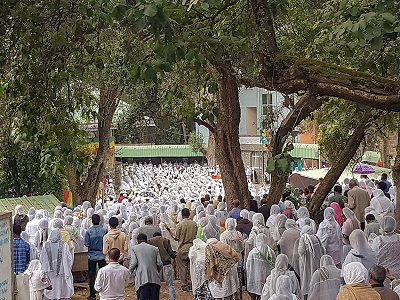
[{"xmin": 72, "ymin": 281, "xmax": 251, "ymax": 300}]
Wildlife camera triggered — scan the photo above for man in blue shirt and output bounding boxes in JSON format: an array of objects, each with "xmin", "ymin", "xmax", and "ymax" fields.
[
  {"xmin": 381, "ymin": 173, "xmax": 392, "ymax": 194},
  {"xmin": 227, "ymin": 199, "xmax": 242, "ymax": 220},
  {"xmin": 84, "ymin": 214, "xmax": 108, "ymax": 300},
  {"xmin": 13, "ymin": 224, "xmax": 30, "ymax": 274}
]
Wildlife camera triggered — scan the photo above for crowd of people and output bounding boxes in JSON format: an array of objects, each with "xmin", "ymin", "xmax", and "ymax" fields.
[{"xmin": 10, "ymin": 162, "xmax": 400, "ymax": 300}]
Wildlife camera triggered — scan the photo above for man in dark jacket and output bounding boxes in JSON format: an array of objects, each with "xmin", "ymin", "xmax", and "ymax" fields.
[
  {"xmin": 236, "ymin": 210, "xmax": 253, "ymax": 237},
  {"xmin": 258, "ymin": 198, "xmax": 272, "ymax": 222},
  {"xmin": 149, "ymin": 232, "xmax": 177, "ymax": 300}
]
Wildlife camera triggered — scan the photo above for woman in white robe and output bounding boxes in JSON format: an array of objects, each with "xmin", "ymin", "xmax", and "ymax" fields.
[
  {"xmin": 274, "ymin": 214, "xmax": 288, "ymax": 243},
  {"xmin": 371, "ymin": 216, "xmax": 400, "ymax": 278},
  {"xmin": 24, "ymin": 259, "xmax": 51, "ymax": 300},
  {"xmin": 220, "ymin": 218, "xmax": 245, "ymax": 297},
  {"xmin": 261, "ymin": 254, "xmax": 301, "ymax": 300},
  {"xmin": 298, "ymin": 225, "xmax": 325, "ymax": 297},
  {"xmin": 296, "ymin": 207, "xmax": 317, "ymax": 233},
  {"xmin": 365, "ymin": 189, "xmax": 395, "ymax": 222},
  {"xmin": 266, "ymin": 205, "xmax": 281, "ymax": 240},
  {"xmin": 308, "ymin": 255, "xmax": 341, "ymax": 300},
  {"xmin": 343, "ymin": 229, "xmax": 377, "ymax": 271},
  {"xmin": 189, "ymin": 239, "xmax": 212, "ymax": 300},
  {"xmin": 268, "ymin": 275, "xmax": 297, "ymax": 300},
  {"xmin": 40, "ymin": 229, "xmax": 74, "ymax": 300},
  {"xmin": 203, "ymin": 215, "xmax": 220, "ymax": 240},
  {"xmin": 33, "ymin": 218, "xmax": 49, "ymax": 255},
  {"xmin": 316, "ymin": 207, "xmax": 342, "ymax": 267},
  {"xmin": 245, "ymin": 213, "xmax": 274, "ymax": 266},
  {"xmin": 278, "ymin": 220, "xmax": 300, "ymax": 270},
  {"xmin": 342, "ymin": 207, "xmax": 360, "ymax": 239},
  {"xmin": 246, "ymin": 233, "xmax": 276, "ymax": 300}
]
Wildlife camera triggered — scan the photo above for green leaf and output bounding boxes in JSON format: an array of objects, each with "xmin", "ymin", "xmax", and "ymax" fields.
[
  {"xmin": 200, "ymin": 2, "xmax": 209, "ymax": 10},
  {"xmin": 370, "ymin": 37, "xmax": 383, "ymax": 50},
  {"xmin": 339, "ymin": 0, "xmax": 348, "ymax": 10},
  {"xmin": 381, "ymin": 13, "xmax": 396, "ymax": 23},
  {"xmin": 144, "ymin": 4, "xmax": 157, "ymax": 17},
  {"xmin": 394, "ymin": 27, "xmax": 400, "ymax": 33},
  {"xmin": 266, "ymin": 158, "xmax": 276, "ymax": 173},
  {"xmin": 277, "ymin": 158, "xmax": 289, "ymax": 173}
]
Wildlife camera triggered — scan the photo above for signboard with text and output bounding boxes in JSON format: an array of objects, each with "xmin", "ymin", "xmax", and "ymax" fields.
[{"xmin": 0, "ymin": 212, "xmax": 13, "ymax": 300}]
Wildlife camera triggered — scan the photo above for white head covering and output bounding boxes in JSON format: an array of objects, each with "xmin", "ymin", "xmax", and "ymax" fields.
[
  {"xmin": 320, "ymin": 254, "xmax": 335, "ymax": 267},
  {"xmin": 52, "ymin": 218, "xmax": 63, "ymax": 229},
  {"xmin": 240, "ymin": 209, "xmax": 250, "ymax": 220},
  {"xmin": 225, "ymin": 218, "xmax": 236, "ymax": 232},
  {"xmin": 349, "ymin": 229, "xmax": 372, "ymax": 254},
  {"xmin": 255, "ymin": 233, "xmax": 273, "ymax": 261},
  {"xmin": 270, "ymin": 204, "xmax": 281, "ymax": 215},
  {"xmin": 15, "ymin": 205, "xmax": 24, "ymax": 215},
  {"xmin": 342, "ymin": 262, "xmax": 368, "ymax": 284},
  {"xmin": 380, "ymin": 216, "xmax": 396, "ymax": 235},
  {"xmin": 297, "ymin": 207, "xmax": 309, "ymax": 219},
  {"xmin": 252, "ymin": 213, "xmax": 265, "ymax": 227},
  {"xmin": 300, "ymin": 225, "xmax": 316, "ymax": 256},
  {"xmin": 217, "ymin": 202, "xmax": 226, "ymax": 211},
  {"xmin": 285, "ymin": 219, "xmax": 299, "ymax": 231},
  {"xmin": 205, "ymin": 204, "xmax": 215, "ymax": 216}
]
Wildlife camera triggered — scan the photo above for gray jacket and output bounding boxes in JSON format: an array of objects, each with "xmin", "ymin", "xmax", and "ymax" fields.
[{"xmin": 129, "ymin": 242, "xmax": 163, "ymax": 289}]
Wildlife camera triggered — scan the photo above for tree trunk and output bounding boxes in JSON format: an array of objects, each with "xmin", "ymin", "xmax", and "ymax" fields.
[
  {"xmin": 214, "ymin": 66, "xmax": 250, "ymax": 210},
  {"xmin": 206, "ymin": 132, "xmax": 217, "ymax": 167},
  {"xmin": 267, "ymin": 94, "xmax": 324, "ymax": 204},
  {"xmin": 309, "ymin": 112, "xmax": 373, "ymax": 211},
  {"xmin": 392, "ymin": 127, "xmax": 400, "ymax": 232},
  {"xmin": 72, "ymin": 88, "xmax": 121, "ymax": 206}
]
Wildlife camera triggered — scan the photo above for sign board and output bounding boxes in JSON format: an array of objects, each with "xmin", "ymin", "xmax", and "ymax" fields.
[{"xmin": 0, "ymin": 212, "xmax": 13, "ymax": 300}]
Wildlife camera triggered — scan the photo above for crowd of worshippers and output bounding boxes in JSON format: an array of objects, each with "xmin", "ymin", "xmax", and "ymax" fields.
[{"xmin": 11, "ymin": 164, "xmax": 400, "ymax": 300}]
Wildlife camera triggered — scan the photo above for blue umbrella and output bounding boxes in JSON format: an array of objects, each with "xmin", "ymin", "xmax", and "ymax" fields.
[{"xmin": 352, "ymin": 163, "xmax": 375, "ymax": 174}]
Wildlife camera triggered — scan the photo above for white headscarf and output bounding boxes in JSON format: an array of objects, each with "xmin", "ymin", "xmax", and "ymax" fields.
[
  {"xmin": 380, "ymin": 216, "xmax": 396, "ymax": 235},
  {"xmin": 342, "ymin": 262, "xmax": 368, "ymax": 284},
  {"xmin": 240, "ymin": 209, "xmax": 250, "ymax": 220}
]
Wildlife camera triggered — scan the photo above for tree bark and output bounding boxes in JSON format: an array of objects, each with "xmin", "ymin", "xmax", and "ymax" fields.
[
  {"xmin": 267, "ymin": 94, "xmax": 325, "ymax": 204},
  {"xmin": 214, "ymin": 65, "xmax": 250, "ymax": 210},
  {"xmin": 309, "ymin": 111, "xmax": 373, "ymax": 211},
  {"xmin": 71, "ymin": 87, "xmax": 121, "ymax": 206},
  {"xmin": 392, "ymin": 127, "xmax": 400, "ymax": 232}
]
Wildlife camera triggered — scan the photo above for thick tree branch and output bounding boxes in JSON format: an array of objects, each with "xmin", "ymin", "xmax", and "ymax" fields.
[
  {"xmin": 248, "ymin": 0, "xmax": 279, "ymax": 54},
  {"xmin": 194, "ymin": 117, "xmax": 216, "ymax": 134},
  {"xmin": 241, "ymin": 57, "xmax": 400, "ymax": 112}
]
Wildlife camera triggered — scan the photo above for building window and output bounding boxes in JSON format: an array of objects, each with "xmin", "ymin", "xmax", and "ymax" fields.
[{"xmin": 262, "ymin": 92, "xmax": 273, "ymax": 116}]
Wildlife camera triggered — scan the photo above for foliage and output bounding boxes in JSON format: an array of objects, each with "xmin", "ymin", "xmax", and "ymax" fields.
[
  {"xmin": 189, "ymin": 131, "xmax": 207, "ymax": 155},
  {"xmin": 266, "ymin": 143, "xmax": 295, "ymax": 175},
  {"xmin": 315, "ymin": 0, "xmax": 400, "ymax": 77}
]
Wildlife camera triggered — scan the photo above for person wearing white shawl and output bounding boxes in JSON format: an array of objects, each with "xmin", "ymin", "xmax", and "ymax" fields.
[
  {"xmin": 365, "ymin": 188, "xmax": 395, "ymax": 222},
  {"xmin": 81, "ymin": 208, "xmax": 94, "ymax": 236},
  {"xmin": 28, "ymin": 207, "xmax": 36, "ymax": 221},
  {"xmin": 266, "ymin": 205, "xmax": 281, "ymax": 240},
  {"xmin": 298, "ymin": 225, "xmax": 325, "ymax": 297},
  {"xmin": 40, "ymin": 229, "xmax": 74, "ymax": 299},
  {"xmin": 278, "ymin": 220, "xmax": 300, "ymax": 268},
  {"xmin": 371, "ymin": 216, "xmax": 400, "ymax": 278},
  {"xmin": 307, "ymin": 255, "xmax": 341, "ymax": 300},
  {"xmin": 336, "ymin": 262, "xmax": 381, "ymax": 300},
  {"xmin": 188, "ymin": 239, "xmax": 212, "ymax": 300},
  {"xmin": 261, "ymin": 254, "xmax": 301, "ymax": 300},
  {"xmin": 24, "ymin": 259, "xmax": 51, "ymax": 300},
  {"xmin": 216, "ymin": 202, "xmax": 227, "ymax": 224},
  {"xmin": 26, "ymin": 210, "xmax": 44, "ymax": 244},
  {"xmin": 205, "ymin": 204, "xmax": 215, "ymax": 216},
  {"xmin": 159, "ymin": 206, "xmax": 178, "ymax": 251},
  {"xmin": 268, "ymin": 275, "xmax": 297, "ymax": 300},
  {"xmin": 274, "ymin": 214, "xmax": 288, "ymax": 243},
  {"xmin": 343, "ymin": 229, "xmax": 377, "ymax": 271},
  {"xmin": 203, "ymin": 215, "xmax": 220, "ymax": 240},
  {"xmin": 206, "ymin": 238, "xmax": 240, "ymax": 300},
  {"xmin": 246, "ymin": 233, "xmax": 276, "ymax": 300},
  {"xmin": 33, "ymin": 218, "xmax": 49, "ymax": 255},
  {"xmin": 342, "ymin": 207, "xmax": 360, "ymax": 239},
  {"xmin": 193, "ymin": 206, "xmax": 205, "ymax": 223},
  {"xmin": 296, "ymin": 207, "xmax": 317, "ymax": 233},
  {"xmin": 21, "ymin": 231, "xmax": 39, "ymax": 261},
  {"xmin": 316, "ymin": 207, "xmax": 342, "ymax": 267},
  {"xmin": 220, "ymin": 218, "xmax": 245, "ymax": 297}
]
